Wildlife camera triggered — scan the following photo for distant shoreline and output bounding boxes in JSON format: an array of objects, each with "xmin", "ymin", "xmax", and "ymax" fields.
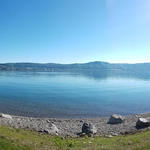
[{"xmin": 0, "ymin": 61, "xmax": 150, "ymax": 73}]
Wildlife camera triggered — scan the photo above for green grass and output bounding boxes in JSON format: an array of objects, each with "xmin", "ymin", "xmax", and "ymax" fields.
[{"xmin": 0, "ymin": 126, "xmax": 150, "ymax": 150}]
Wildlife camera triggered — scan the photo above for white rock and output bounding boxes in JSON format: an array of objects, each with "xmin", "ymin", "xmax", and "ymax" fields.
[
  {"xmin": 108, "ymin": 114, "xmax": 124, "ymax": 124},
  {"xmin": 136, "ymin": 117, "xmax": 150, "ymax": 128},
  {"xmin": 51, "ymin": 123, "xmax": 59, "ymax": 133},
  {"xmin": 0, "ymin": 113, "xmax": 12, "ymax": 119},
  {"xmin": 42, "ymin": 123, "xmax": 59, "ymax": 135}
]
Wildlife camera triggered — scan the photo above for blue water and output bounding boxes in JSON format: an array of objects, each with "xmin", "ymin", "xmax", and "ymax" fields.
[{"xmin": 0, "ymin": 71, "xmax": 150, "ymax": 118}]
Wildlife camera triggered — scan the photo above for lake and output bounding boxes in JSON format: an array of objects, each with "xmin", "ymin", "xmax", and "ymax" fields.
[{"xmin": 0, "ymin": 71, "xmax": 150, "ymax": 118}]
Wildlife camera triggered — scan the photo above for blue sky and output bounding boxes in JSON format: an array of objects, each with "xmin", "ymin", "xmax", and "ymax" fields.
[{"xmin": 0, "ymin": 0, "xmax": 150, "ymax": 63}]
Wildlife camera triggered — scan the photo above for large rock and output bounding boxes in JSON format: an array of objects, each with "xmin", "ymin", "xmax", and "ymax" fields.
[
  {"xmin": 0, "ymin": 113, "xmax": 12, "ymax": 119},
  {"xmin": 82, "ymin": 123, "xmax": 97, "ymax": 134},
  {"xmin": 136, "ymin": 118, "xmax": 150, "ymax": 128},
  {"xmin": 108, "ymin": 114, "xmax": 124, "ymax": 124},
  {"xmin": 50, "ymin": 123, "xmax": 59, "ymax": 133},
  {"xmin": 40, "ymin": 123, "xmax": 59, "ymax": 135}
]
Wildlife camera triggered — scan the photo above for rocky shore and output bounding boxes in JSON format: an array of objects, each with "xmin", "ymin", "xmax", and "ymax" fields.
[{"xmin": 0, "ymin": 113, "xmax": 150, "ymax": 137}]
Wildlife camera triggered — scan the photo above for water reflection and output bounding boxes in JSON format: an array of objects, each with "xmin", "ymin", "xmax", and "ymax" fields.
[{"xmin": 0, "ymin": 71, "xmax": 149, "ymax": 118}]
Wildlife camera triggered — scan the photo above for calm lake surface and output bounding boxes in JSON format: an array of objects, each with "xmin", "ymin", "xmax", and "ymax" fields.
[{"xmin": 0, "ymin": 71, "xmax": 150, "ymax": 118}]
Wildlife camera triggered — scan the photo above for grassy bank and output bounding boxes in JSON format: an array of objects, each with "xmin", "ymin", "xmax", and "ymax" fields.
[{"xmin": 0, "ymin": 126, "xmax": 149, "ymax": 150}]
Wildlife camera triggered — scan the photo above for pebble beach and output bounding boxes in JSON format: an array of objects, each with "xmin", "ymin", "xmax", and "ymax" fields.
[{"xmin": 0, "ymin": 113, "xmax": 150, "ymax": 137}]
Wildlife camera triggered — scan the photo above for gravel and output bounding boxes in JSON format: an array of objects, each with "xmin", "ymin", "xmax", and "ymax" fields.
[{"xmin": 0, "ymin": 113, "xmax": 150, "ymax": 137}]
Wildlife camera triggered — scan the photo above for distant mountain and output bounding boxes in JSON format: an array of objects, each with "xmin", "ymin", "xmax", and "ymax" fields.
[{"xmin": 0, "ymin": 61, "xmax": 150, "ymax": 74}]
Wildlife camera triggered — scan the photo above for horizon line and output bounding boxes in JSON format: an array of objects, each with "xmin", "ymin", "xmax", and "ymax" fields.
[{"xmin": 0, "ymin": 61, "xmax": 150, "ymax": 65}]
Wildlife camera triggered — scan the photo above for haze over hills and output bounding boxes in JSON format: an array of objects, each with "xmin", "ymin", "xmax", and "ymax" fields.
[{"xmin": 0, "ymin": 61, "xmax": 150, "ymax": 74}]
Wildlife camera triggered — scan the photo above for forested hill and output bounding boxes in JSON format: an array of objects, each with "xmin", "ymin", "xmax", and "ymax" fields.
[{"xmin": 0, "ymin": 61, "xmax": 150, "ymax": 73}]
